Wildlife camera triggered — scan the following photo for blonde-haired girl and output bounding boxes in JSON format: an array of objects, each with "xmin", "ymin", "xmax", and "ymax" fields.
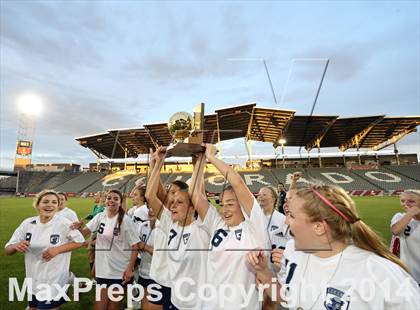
[
  {"xmin": 248, "ymin": 185, "xmax": 420, "ymax": 309},
  {"xmin": 391, "ymin": 190, "xmax": 420, "ymax": 285},
  {"xmin": 5, "ymin": 189, "xmax": 84, "ymax": 309}
]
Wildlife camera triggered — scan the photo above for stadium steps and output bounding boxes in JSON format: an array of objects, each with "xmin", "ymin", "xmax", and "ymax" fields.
[
  {"xmin": 268, "ymin": 169, "xmax": 281, "ymax": 186},
  {"xmin": 31, "ymin": 172, "xmax": 81, "ymax": 192},
  {"xmin": 16, "ymin": 171, "xmax": 37, "ymax": 193},
  {"xmin": 351, "ymin": 168, "xmax": 420, "ymax": 190},
  {"xmin": 51, "ymin": 172, "xmax": 83, "ymax": 190},
  {"xmin": 278, "ymin": 168, "xmax": 379, "ymax": 191},
  {"xmin": 54, "ymin": 172, "xmax": 106, "ymax": 193},
  {"xmin": 117, "ymin": 174, "xmax": 137, "ymax": 192},
  {"xmin": 76, "ymin": 173, "xmax": 110, "ymax": 194},
  {"xmin": 347, "ymin": 170, "xmax": 386, "ymax": 191},
  {"xmin": 25, "ymin": 172, "xmax": 59, "ymax": 193},
  {"xmin": 125, "ymin": 173, "xmax": 148, "ymax": 192},
  {"xmin": 0, "ymin": 176, "xmax": 17, "ymax": 193},
  {"xmin": 383, "ymin": 165, "xmax": 420, "ymax": 182},
  {"xmin": 81, "ymin": 172, "xmax": 143, "ymax": 193}
]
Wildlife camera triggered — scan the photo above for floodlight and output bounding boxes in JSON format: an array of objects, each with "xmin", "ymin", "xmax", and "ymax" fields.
[{"xmin": 18, "ymin": 94, "xmax": 43, "ymax": 116}]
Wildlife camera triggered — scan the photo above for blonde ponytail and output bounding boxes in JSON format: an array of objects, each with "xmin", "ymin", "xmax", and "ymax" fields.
[
  {"xmin": 351, "ymin": 220, "xmax": 408, "ymax": 272},
  {"xmin": 296, "ymin": 185, "xmax": 409, "ymax": 273}
]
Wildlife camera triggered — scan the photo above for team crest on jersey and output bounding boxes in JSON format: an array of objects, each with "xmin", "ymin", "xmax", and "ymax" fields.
[
  {"xmin": 235, "ymin": 229, "xmax": 242, "ymax": 240},
  {"xmin": 50, "ymin": 234, "xmax": 60, "ymax": 245},
  {"xmin": 271, "ymin": 225, "xmax": 278, "ymax": 231},
  {"xmin": 113, "ymin": 227, "xmax": 120, "ymax": 236},
  {"xmin": 25, "ymin": 232, "xmax": 32, "ymax": 242},
  {"xmin": 324, "ymin": 287, "xmax": 350, "ymax": 310},
  {"xmin": 182, "ymin": 233, "xmax": 190, "ymax": 245}
]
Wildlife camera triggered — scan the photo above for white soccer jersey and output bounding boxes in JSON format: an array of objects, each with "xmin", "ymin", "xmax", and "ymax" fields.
[
  {"xmin": 391, "ymin": 212, "xmax": 420, "ymax": 284},
  {"xmin": 56, "ymin": 207, "xmax": 78, "ymax": 222},
  {"xmin": 278, "ymin": 243, "xmax": 420, "ymax": 310},
  {"xmin": 201, "ymin": 198, "xmax": 270, "ymax": 310},
  {"xmin": 137, "ymin": 220, "xmax": 154, "ymax": 279},
  {"xmin": 159, "ymin": 207, "xmax": 211, "ymax": 310},
  {"xmin": 266, "ymin": 210, "xmax": 291, "ymax": 249},
  {"xmin": 5, "ymin": 215, "xmax": 84, "ymax": 300},
  {"xmin": 149, "ymin": 207, "xmax": 171, "ymax": 288},
  {"xmin": 86, "ymin": 212, "xmax": 140, "ymax": 279},
  {"xmin": 132, "ymin": 204, "xmax": 149, "ymax": 224}
]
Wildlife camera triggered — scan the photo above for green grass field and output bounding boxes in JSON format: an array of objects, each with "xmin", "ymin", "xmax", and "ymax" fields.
[{"xmin": 0, "ymin": 196, "xmax": 402, "ymax": 309}]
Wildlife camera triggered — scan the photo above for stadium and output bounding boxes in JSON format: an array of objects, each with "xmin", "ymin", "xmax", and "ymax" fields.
[
  {"xmin": 1, "ymin": 2, "xmax": 420, "ymax": 310},
  {"xmin": 1, "ymin": 102, "xmax": 419, "ymax": 309},
  {"xmin": 2, "ymin": 103, "xmax": 419, "ymax": 197}
]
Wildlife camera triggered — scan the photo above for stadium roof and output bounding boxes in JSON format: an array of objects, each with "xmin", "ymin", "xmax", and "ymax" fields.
[{"xmin": 75, "ymin": 104, "xmax": 420, "ymax": 158}]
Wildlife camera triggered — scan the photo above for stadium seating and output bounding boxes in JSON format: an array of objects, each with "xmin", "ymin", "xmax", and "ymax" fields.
[
  {"xmin": 385, "ymin": 165, "xmax": 420, "ymax": 182},
  {"xmin": 125, "ymin": 173, "xmax": 148, "ymax": 192},
  {"xmin": 17, "ymin": 171, "xmax": 58, "ymax": 193},
  {"xmin": 0, "ymin": 176, "xmax": 17, "ymax": 194},
  {"xmin": 4, "ymin": 165, "xmax": 419, "ymax": 196},
  {"xmin": 83, "ymin": 172, "xmax": 138, "ymax": 193},
  {"xmin": 299, "ymin": 168, "xmax": 381, "ymax": 191},
  {"xmin": 31, "ymin": 172, "xmax": 81, "ymax": 192},
  {"xmin": 54, "ymin": 172, "xmax": 106, "ymax": 193},
  {"xmin": 16, "ymin": 171, "xmax": 41, "ymax": 193},
  {"xmin": 351, "ymin": 168, "xmax": 420, "ymax": 191}
]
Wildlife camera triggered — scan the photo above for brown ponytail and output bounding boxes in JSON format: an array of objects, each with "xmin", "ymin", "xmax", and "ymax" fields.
[{"xmin": 296, "ymin": 185, "xmax": 408, "ymax": 273}]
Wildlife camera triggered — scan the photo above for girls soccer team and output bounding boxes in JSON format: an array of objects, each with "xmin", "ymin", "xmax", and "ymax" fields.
[{"xmin": 5, "ymin": 145, "xmax": 420, "ymax": 309}]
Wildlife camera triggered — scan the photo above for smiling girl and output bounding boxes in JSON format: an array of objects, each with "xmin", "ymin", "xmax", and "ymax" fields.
[
  {"xmin": 198, "ymin": 144, "xmax": 270, "ymax": 310},
  {"xmin": 248, "ymin": 185, "xmax": 420, "ymax": 309},
  {"xmin": 5, "ymin": 189, "xmax": 84, "ymax": 310},
  {"xmin": 73, "ymin": 189, "xmax": 139, "ymax": 310},
  {"xmin": 145, "ymin": 147, "xmax": 210, "ymax": 310},
  {"xmin": 391, "ymin": 190, "xmax": 420, "ymax": 285}
]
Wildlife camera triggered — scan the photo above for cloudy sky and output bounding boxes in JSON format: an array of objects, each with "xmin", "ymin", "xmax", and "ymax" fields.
[{"xmin": 0, "ymin": 1, "xmax": 419, "ymax": 170}]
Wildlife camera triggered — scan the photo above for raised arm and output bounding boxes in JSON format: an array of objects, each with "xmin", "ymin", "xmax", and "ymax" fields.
[
  {"xmin": 189, "ymin": 152, "xmax": 209, "ymax": 220},
  {"xmin": 205, "ymin": 144, "xmax": 254, "ymax": 217},
  {"xmin": 145, "ymin": 147, "xmax": 166, "ymax": 219},
  {"xmin": 288, "ymin": 171, "xmax": 301, "ymax": 191},
  {"xmin": 391, "ymin": 205, "xmax": 420, "ymax": 235},
  {"xmin": 147, "ymin": 148, "xmax": 167, "ymax": 204}
]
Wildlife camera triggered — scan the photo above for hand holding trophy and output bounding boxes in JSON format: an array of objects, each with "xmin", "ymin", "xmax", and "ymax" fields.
[{"xmin": 166, "ymin": 103, "xmax": 206, "ymax": 157}]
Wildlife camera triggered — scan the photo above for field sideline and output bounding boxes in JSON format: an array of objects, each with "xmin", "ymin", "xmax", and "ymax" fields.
[{"xmin": 0, "ymin": 196, "xmax": 402, "ymax": 309}]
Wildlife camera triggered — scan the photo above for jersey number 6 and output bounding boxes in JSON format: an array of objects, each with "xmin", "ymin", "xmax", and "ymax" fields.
[{"xmin": 98, "ymin": 223, "xmax": 105, "ymax": 234}]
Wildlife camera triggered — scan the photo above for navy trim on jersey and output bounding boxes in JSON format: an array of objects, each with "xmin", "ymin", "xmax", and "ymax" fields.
[{"xmin": 28, "ymin": 295, "xmax": 66, "ymax": 309}]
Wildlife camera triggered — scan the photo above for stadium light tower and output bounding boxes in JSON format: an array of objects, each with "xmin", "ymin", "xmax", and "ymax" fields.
[
  {"xmin": 13, "ymin": 94, "xmax": 43, "ymax": 171},
  {"xmin": 278, "ymin": 138, "xmax": 286, "ymax": 168}
]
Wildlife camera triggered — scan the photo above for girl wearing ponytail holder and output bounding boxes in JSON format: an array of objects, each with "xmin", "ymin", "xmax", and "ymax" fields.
[{"xmin": 247, "ymin": 184, "xmax": 420, "ymax": 310}]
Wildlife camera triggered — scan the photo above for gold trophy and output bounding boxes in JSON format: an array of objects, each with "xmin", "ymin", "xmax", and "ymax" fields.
[{"xmin": 166, "ymin": 103, "xmax": 205, "ymax": 157}]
